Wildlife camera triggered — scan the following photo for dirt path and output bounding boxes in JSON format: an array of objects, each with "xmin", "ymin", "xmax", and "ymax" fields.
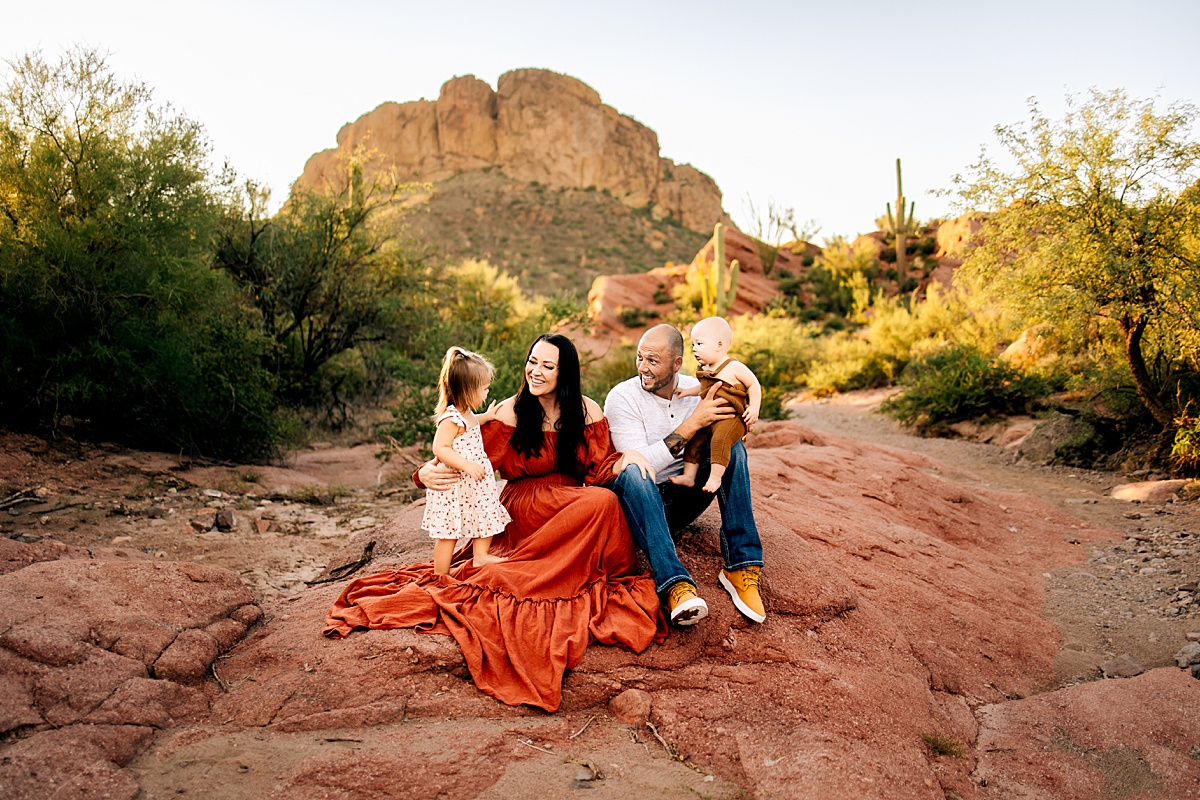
[{"xmin": 786, "ymin": 391, "xmax": 1200, "ymax": 682}]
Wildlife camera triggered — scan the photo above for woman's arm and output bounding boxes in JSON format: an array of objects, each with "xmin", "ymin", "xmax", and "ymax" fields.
[{"xmin": 431, "ymin": 419, "xmax": 487, "ymax": 480}]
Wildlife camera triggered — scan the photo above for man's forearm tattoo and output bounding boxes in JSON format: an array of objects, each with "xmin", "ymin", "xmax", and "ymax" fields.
[{"xmin": 665, "ymin": 433, "xmax": 687, "ymax": 457}]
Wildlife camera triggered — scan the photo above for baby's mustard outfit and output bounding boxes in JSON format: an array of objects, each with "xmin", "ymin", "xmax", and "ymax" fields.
[{"xmin": 683, "ymin": 358, "xmax": 748, "ymax": 470}]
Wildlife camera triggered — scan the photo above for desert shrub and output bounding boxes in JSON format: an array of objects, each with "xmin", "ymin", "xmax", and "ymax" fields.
[
  {"xmin": 730, "ymin": 312, "xmax": 822, "ymax": 419},
  {"xmin": 806, "ymin": 236, "xmax": 879, "ymax": 318},
  {"xmin": 0, "ymin": 47, "xmax": 288, "ymax": 459},
  {"xmin": 1173, "ymin": 413, "xmax": 1200, "ymax": 473},
  {"xmin": 921, "ymin": 733, "xmax": 966, "ymax": 758},
  {"xmin": 881, "ymin": 344, "xmax": 1049, "ymax": 430},
  {"xmin": 803, "ymin": 276, "xmax": 1022, "ymax": 397},
  {"xmin": 382, "ymin": 259, "xmax": 588, "ymax": 446},
  {"xmin": 804, "ymin": 335, "xmax": 895, "ymax": 396},
  {"xmin": 618, "ymin": 306, "xmax": 650, "ymax": 328},
  {"xmin": 582, "ymin": 343, "xmax": 637, "ymax": 406}
]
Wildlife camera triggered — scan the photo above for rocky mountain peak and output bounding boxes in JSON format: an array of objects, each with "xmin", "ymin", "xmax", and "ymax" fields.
[{"xmin": 298, "ymin": 68, "xmax": 725, "ymax": 233}]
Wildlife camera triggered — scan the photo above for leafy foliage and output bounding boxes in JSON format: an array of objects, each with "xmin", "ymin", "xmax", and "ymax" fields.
[
  {"xmin": 729, "ymin": 313, "xmax": 822, "ymax": 418},
  {"xmin": 881, "ymin": 344, "xmax": 1049, "ymax": 430},
  {"xmin": 0, "ymin": 48, "xmax": 281, "ymax": 458},
  {"xmin": 1173, "ymin": 412, "xmax": 1200, "ymax": 473},
  {"xmin": 382, "ymin": 259, "xmax": 588, "ymax": 446},
  {"xmin": 954, "ymin": 89, "xmax": 1200, "ymax": 429},
  {"xmin": 214, "ymin": 163, "xmax": 431, "ymax": 407}
]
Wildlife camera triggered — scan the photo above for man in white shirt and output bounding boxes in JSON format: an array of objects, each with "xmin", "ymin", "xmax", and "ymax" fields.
[{"xmin": 605, "ymin": 324, "xmax": 765, "ymax": 626}]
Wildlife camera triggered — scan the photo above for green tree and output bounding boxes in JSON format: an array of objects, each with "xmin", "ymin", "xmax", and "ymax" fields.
[
  {"xmin": 214, "ymin": 161, "xmax": 431, "ymax": 406},
  {"xmin": 956, "ymin": 89, "xmax": 1200, "ymax": 428},
  {"xmin": 0, "ymin": 47, "xmax": 280, "ymax": 457}
]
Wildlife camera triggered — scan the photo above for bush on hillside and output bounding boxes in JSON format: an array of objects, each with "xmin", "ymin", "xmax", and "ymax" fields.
[
  {"xmin": 0, "ymin": 47, "xmax": 286, "ymax": 458},
  {"xmin": 881, "ymin": 344, "xmax": 1049, "ymax": 431}
]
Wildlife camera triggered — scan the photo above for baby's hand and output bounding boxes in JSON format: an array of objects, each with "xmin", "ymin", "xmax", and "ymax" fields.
[
  {"xmin": 671, "ymin": 388, "xmax": 684, "ymax": 400},
  {"xmin": 462, "ymin": 463, "xmax": 489, "ymax": 481},
  {"xmin": 743, "ymin": 404, "xmax": 760, "ymax": 428}
]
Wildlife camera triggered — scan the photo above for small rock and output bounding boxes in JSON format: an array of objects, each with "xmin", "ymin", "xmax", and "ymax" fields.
[
  {"xmin": 215, "ymin": 508, "xmax": 236, "ymax": 531},
  {"xmin": 1192, "ymin": 664, "xmax": 1200, "ymax": 680},
  {"xmin": 254, "ymin": 518, "xmax": 272, "ymax": 534},
  {"xmin": 1174, "ymin": 643, "xmax": 1200, "ymax": 668},
  {"xmin": 1111, "ymin": 479, "xmax": 1190, "ymax": 503},
  {"xmin": 1179, "ymin": 583, "xmax": 1198, "ymax": 592},
  {"xmin": 146, "ymin": 506, "xmax": 167, "ymax": 519},
  {"xmin": 203, "ymin": 489, "xmax": 223, "ymax": 498},
  {"xmin": 1186, "ymin": 632, "xmax": 1200, "ymax": 642},
  {"xmin": 608, "ymin": 688, "xmax": 652, "ymax": 724},
  {"xmin": 1100, "ymin": 653, "xmax": 1145, "ymax": 678}
]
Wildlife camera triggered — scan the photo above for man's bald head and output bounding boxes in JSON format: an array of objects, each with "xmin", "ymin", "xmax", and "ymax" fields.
[
  {"xmin": 641, "ymin": 324, "xmax": 684, "ymax": 361},
  {"xmin": 635, "ymin": 324, "xmax": 685, "ymax": 397}
]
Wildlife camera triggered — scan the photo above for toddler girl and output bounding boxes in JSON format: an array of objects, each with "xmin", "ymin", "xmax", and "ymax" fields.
[{"xmin": 422, "ymin": 346, "xmax": 511, "ymax": 574}]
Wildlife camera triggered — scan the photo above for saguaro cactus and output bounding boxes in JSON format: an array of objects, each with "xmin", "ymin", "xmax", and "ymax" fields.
[
  {"xmin": 699, "ymin": 222, "xmax": 739, "ymax": 317},
  {"xmin": 885, "ymin": 158, "xmax": 917, "ymax": 282}
]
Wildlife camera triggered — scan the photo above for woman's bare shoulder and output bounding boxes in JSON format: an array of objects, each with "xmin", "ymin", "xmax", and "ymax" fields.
[
  {"xmin": 582, "ymin": 396, "xmax": 605, "ymax": 424},
  {"xmin": 492, "ymin": 397, "xmax": 519, "ymax": 425}
]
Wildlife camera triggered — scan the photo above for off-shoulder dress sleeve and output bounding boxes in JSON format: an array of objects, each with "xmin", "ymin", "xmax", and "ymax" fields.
[{"xmin": 582, "ymin": 418, "xmax": 622, "ymax": 487}]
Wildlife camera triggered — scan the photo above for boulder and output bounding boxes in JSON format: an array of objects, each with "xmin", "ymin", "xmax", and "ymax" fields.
[
  {"xmin": 1110, "ymin": 479, "xmax": 1190, "ymax": 504},
  {"xmin": 935, "ymin": 213, "xmax": 985, "ymax": 258},
  {"xmin": 0, "ymin": 553, "xmax": 260, "ymax": 794},
  {"xmin": 974, "ymin": 668, "xmax": 1200, "ymax": 799},
  {"xmin": 608, "ymin": 688, "xmax": 652, "ymax": 724}
]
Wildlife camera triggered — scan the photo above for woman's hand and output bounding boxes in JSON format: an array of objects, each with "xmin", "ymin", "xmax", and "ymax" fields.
[
  {"xmin": 419, "ymin": 459, "xmax": 463, "ymax": 491},
  {"xmin": 613, "ymin": 450, "xmax": 656, "ymax": 481}
]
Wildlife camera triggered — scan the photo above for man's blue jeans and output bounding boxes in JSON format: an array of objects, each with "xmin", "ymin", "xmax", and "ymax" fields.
[{"xmin": 613, "ymin": 441, "xmax": 763, "ymax": 597}]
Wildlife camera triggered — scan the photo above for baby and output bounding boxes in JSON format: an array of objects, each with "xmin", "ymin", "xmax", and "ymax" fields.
[{"xmin": 670, "ymin": 316, "xmax": 762, "ymax": 493}]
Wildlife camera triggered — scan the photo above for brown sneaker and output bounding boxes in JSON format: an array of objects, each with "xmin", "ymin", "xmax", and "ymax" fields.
[
  {"xmin": 667, "ymin": 581, "xmax": 708, "ymax": 626},
  {"xmin": 719, "ymin": 567, "xmax": 766, "ymax": 623}
]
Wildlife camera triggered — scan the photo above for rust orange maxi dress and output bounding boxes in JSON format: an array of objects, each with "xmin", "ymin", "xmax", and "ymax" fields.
[{"xmin": 323, "ymin": 418, "xmax": 667, "ymax": 712}]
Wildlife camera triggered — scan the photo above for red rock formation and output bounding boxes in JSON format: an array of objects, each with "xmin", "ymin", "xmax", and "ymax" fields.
[
  {"xmin": 582, "ymin": 225, "xmax": 808, "ymax": 353},
  {"xmin": 297, "ymin": 69, "xmax": 725, "ymax": 234},
  {"xmin": 0, "ymin": 557, "xmax": 260, "ymax": 799},
  {"xmin": 5, "ymin": 422, "xmax": 1196, "ymax": 798}
]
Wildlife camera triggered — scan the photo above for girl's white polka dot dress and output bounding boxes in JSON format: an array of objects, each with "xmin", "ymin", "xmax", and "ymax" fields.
[{"xmin": 421, "ymin": 406, "xmax": 511, "ymax": 540}]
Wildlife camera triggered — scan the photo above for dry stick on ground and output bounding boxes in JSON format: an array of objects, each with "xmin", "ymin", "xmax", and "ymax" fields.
[
  {"xmin": 305, "ymin": 541, "xmax": 376, "ymax": 585},
  {"xmin": 0, "ymin": 489, "xmax": 42, "ymax": 511},
  {"xmin": 564, "ymin": 757, "xmax": 604, "ymax": 781},
  {"xmin": 516, "ymin": 737, "xmax": 555, "ymax": 754},
  {"xmin": 645, "ymin": 721, "xmax": 704, "ymax": 774},
  {"xmin": 569, "ymin": 715, "xmax": 596, "ymax": 739}
]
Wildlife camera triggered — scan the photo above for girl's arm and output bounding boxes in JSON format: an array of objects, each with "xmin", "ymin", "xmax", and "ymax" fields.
[
  {"xmin": 475, "ymin": 400, "xmax": 499, "ymax": 424},
  {"xmin": 431, "ymin": 418, "xmax": 487, "ymax": 480}
]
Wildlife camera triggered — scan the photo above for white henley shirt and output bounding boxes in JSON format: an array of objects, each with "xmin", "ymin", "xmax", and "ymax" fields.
[{"xmin": 604, "ymin": 374, "xmax": 700, "ymax": 484}]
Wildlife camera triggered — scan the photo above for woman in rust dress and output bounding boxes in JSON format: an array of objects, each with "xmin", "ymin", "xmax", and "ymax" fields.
[{"xmin": 324, "ymin": 333, "xmax": 665, "ymax": 712}]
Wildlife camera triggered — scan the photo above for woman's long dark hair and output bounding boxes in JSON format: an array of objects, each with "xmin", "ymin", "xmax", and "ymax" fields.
[{"xmin": 511, "ymin": 333, "xmax": 586, "ymax": 481}]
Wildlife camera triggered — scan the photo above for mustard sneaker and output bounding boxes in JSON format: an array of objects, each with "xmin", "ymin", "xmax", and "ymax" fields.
[
  {"xmin": 667, "ymin": 581, "xmax": 708, "ymax": 626},
  {"xmin": 719, "ymin": 567, "xmax": 766, "ymax": 623}
]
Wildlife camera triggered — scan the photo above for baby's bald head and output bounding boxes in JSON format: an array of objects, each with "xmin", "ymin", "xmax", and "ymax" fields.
[
  {"xmin": 692, "ymin": 316, "xmax": 732, "ymax": 342},
  {"xmin": 689, "ymin": 316, "xmax": 733, "ymax": 369}
]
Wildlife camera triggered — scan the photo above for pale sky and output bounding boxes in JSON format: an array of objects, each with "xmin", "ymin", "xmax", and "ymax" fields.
[{"xmin": 5, "ymin": 0, "xmax": 1198, "ymax": 239}]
